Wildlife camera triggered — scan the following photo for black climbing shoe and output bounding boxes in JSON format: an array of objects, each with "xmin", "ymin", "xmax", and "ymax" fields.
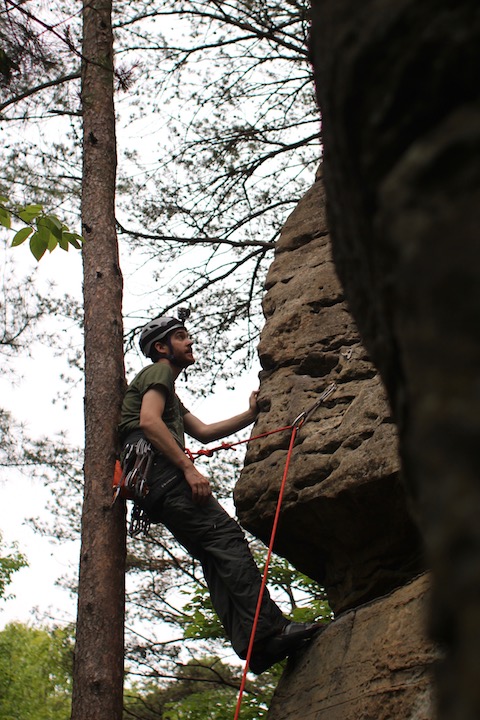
[{"xmin": 248, "ymin": 621, "xmax": 322, "ymax": 675}]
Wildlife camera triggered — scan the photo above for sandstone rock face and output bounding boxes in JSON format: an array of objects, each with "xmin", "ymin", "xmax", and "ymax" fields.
[
  {"xmin": 235, "ymin": 175, "xmax": 424, "ymax": 614},
  {"xmin": 268, "ymin": 574, "xmax": 439, "ymax": 720},
  {"xmin": 309, "ymin": 3, "xmax": 480, "ymax": 717}
]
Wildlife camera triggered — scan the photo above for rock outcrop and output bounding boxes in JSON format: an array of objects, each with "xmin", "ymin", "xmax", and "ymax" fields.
[
  {"xmin": 233, "ymin": 172, "xmax": 435, "ymax": 717},
  {"xmin": 235, "ymin": 174, "xmax": 425, "ymax": 615},
  {"xmin": 268, "ymin": 574, "xmax": 438, "ymax": 720}
]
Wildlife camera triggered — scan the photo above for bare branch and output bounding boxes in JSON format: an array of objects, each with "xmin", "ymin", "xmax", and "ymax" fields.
[
  {"xmin": 0, "ymin": 70, "xmax": 80, "ymax": 114},
  {"xmin": 116, "ymin": 220, "xmax": 275, "ymax": 249}
]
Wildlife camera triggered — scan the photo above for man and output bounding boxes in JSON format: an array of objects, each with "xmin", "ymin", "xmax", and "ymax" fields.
[{"xmin": 118, "ymin": 314, "xmax": 320, "ymax": 674}]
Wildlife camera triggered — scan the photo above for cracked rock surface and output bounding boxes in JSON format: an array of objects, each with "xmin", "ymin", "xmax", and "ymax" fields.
[{"xmin": 268, "ymin": 574, "xmax": 438, "ymax": 720}]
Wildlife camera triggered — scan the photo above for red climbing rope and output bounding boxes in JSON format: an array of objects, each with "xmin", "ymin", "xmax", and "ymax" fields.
[
  {"xmin": 233, "ymin": 420, "xmax": 300, "ymax": 720},
  {"xmin": 231, "ymin": 381, "xmax": 336, "ymax": 719},
  {"xmin": 184, "ymin": 424, "xmax": 293, "ymax": 462}
]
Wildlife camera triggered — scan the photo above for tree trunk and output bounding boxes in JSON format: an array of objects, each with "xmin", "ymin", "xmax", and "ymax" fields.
[
  {"xmin": 71, "ymin": 2, "xmax": 126, "ymax": 719},
  {"xmin": 310, "ymin": 2, "xmax": 480, "ymax": 718}
]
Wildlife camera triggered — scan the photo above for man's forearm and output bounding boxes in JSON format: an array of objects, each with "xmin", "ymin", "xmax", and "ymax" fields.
[
  {"xmin": 141, "ymin": 415, "xmax": 213, "ymax": 504},
  {"xmin": 189, "ymin": 408, "xmax": 257, "ymax": 444},
  {"xmin": 211, "ymin": 408, "xmax": 258, "ymax": 441}
]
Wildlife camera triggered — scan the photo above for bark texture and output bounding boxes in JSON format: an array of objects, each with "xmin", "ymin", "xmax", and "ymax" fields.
[
  {"xmin": 71, "ymin": 3, "xmax": 126, "ymax": 719},
  {"xmin": 310, "ymin": 2, "xmax": 480, "ymax": 718}
]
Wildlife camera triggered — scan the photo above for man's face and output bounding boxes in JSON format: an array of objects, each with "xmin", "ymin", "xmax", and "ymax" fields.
[{"xmin": 166, "ymin": 328, "xmax": 195, "ymax": 368}]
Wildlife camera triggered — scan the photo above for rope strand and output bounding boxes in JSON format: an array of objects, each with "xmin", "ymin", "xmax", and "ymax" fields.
[
  {"xmin": 231, "ymin": 382, "xmax": 336, "ymax": 719},
  {"xmin": 233, "ymin": 423, "xmax": 300, "ymax": 720},
  {"xmin": 185, "ymin": 424, "xmax": 293, "ymax": 461}
]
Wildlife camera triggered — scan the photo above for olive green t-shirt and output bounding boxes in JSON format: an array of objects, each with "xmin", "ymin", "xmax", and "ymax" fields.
[{"xmin": 118, "ymin": 363, "xmax": 189, "ymax": 449}]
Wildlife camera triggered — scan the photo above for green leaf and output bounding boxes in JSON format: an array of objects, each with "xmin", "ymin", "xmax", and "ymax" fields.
[
  {"xmin": 62, "ymin": 231, "xmax": 84, "ymax": 249},
  {"xmin": 58, "ymin": 235, "xmax": 69, "ymax": 251},
  {"xmin": 0, "ymin": 207, "xmax": 11, "ymax": 229},
  {"xmin": 37, "ymin": 223, "xmax": 51, "ymax": 243},
  {"xmin": 47, "ymin": 234, "xmax": 58, "ymax": 252},
  {"xmin": 37, "ymin": 215, "xmax": 63, "ymax": 241},
  {"xmin": 29, "ymin": 231, "xmax": 49, "ymax": 261},
  {"xmin": 0, "ymin": 623, "xmax": 73, "ymax": 719},
  {"xmin": 8, "ymin": 204, "xmax": 82, "ymax": 259},
  {"xmin": 11, "ymin": 227, "xmax": 33, "ymax": 246},
  {"xmin": 17, "ymin": 204, "xmax": 43, "ymax": 223}
]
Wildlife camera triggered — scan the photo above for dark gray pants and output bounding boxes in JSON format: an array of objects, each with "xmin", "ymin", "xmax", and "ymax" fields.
[{"xmin": 141, "ymin": 462, "xmax": 285, "ymax": 658}]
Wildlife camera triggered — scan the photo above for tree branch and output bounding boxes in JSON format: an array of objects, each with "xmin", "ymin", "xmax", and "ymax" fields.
[
  {"xmin": 116, "ymin": 220, "xmax": 275, "ymax": 249},
  {"xmin": 0, "ymin": 70, "xmax": 81, "ymax": 113}
]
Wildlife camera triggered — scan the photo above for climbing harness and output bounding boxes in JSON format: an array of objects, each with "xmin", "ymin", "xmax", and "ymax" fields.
[
  {"xmin": 233, "ymin": 381, "xmax": 336, "ymax": 720},
  {"xmin": 112, "ymin": 437, "xmax": 155, "ymax": 536}
]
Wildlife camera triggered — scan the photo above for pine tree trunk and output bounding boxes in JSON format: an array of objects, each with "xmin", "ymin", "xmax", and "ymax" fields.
[{"xmin": 71, "ymin": 2, "xmax": 126, "ymax": 718}]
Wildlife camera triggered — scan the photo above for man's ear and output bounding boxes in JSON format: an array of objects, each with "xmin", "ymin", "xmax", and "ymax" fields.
[{"xmin": 154, "ymin": 339, "xmax": 169, "ymax": 354}]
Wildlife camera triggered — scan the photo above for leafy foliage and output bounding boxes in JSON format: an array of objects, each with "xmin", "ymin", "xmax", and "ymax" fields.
[
  {"xmin": 0, "ymin": 533, "xmax": 27, "ymax": 601},
  {"xmin": 124, "ymin": 656, "xmax": 275, "ymax": 720},
  {"xmin": 0, "ymin": 197, "xmax": 82, "ymax": 260},
  {"xmin": 0, "ymin": 622, "xmax": 73, "ymax": 720},
  {"xmin": 1, "ymin": 0, "xmax": 319, "ymax": 382}
]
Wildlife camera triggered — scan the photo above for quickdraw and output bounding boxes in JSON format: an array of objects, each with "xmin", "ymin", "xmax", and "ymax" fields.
[
  {"xmin": 290, "ymin": 381, "xmax": 337, "ymax": 429},
  {"xmin": 112, "ymin": 438, "xmax": 155, "ymax": 503}
]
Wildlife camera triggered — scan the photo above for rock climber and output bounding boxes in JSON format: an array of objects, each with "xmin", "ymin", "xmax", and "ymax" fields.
[{"xmin": 118, "ymin": 313, "xmax": 321, "ymax": 674}]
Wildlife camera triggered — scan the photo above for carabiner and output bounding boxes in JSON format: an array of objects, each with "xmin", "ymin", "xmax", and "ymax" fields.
[{"xmin": 292, "ymin": 411, "xmax": 307, "ymax": 429}]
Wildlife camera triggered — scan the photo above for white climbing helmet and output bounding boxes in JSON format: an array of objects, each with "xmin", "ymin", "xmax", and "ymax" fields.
[{"xmin": 139, "ymin": 316, "xmax": 186, "ymax": 358}]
